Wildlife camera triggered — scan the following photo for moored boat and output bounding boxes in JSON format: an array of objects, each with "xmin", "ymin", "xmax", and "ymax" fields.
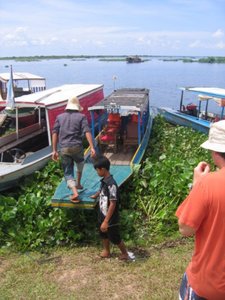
[
  {"xmin": 0, "ymin": 71, "xmax": 46, "ymax": 99},
  {"xmin": 158, "ymin": 87, "xmax": 225, "ymax": 134},
  {"xmin": 51, "ymin": 88, "xmax": 153, "ymax": 209},
  {"xmin": 0, "ymin": 83, "xmax": 104, "ymax": 191}
]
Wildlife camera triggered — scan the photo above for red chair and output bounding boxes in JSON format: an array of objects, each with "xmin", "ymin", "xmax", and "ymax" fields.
[
  {"xmin": 123, "ymin": 121, "xmax": 138, "ymax": 152},
  {"xmin": 99, "ymin": 114, "xmax": 121, "ymax": 153}
]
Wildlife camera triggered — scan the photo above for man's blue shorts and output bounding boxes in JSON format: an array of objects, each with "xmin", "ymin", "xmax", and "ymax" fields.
[{"xmin": 179, "ymin": 273, "xmax": 206, "ymax": 300}]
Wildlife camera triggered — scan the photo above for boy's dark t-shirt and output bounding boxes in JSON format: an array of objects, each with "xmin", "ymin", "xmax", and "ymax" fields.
[{"xmin": 98, "ymin": 174, "xmax": 119, "ymax": 226}]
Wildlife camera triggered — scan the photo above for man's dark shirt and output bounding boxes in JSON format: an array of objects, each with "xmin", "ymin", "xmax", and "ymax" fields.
[{"xmin": 52, "ymin": 110, "xmax": 90, "ymax": 148}]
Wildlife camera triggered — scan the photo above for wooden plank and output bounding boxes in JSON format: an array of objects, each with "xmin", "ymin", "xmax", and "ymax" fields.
[
  {"xmin": 0, "ymin": 128, "xmax": 46, "ymax": 153},
  {"xmin": 51, "ymin": 163, "xmax": 132, "ymax": 209},
  {"xmin": 0, "ymin": 132, "xmax": 17, "ymax": 147},
  {"xmin": 18, "ymin": 123, "xmax": 41, "ymax": 138}
]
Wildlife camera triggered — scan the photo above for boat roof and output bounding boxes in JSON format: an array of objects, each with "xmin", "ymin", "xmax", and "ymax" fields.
[
  {"xmin": 181, "ymin": 87, "xmax": 225, "ymax": 98},
  {"xmin": 88, "ymin": 88, "xmax": 149, "ymax": 113},
  {"xmin": 0, "ymin": 84, "xmax": 103, "ymax": 108},
  {"xmin": 0, "ymin": 72, "xmax": 45, "ymax": 82}
]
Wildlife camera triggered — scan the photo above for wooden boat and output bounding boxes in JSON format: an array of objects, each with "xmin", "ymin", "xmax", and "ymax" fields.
[
  {"xmin": 0, "ymin": 84, "xmax": 104, "ymax": 191},
  {"xmin": 158, "ymin": 87, "xmax": 225, "ymax": 134},
  {"xmin": 126, "ymin": 55, "xmax": 143, "ymax": 63},
  {"xmin": 52, "ymin": 88, "xmax": 153, "ymax": 209}
]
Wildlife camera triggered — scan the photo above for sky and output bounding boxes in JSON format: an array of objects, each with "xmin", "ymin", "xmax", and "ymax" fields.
[{"xmin": 0, "ymin": 0, "xmax": 225, "ymax": 57}]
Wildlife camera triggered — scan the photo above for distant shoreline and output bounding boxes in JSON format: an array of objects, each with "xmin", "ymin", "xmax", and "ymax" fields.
[{"xmin": 0, "ymin": 55, "xmax": 225, "ymax": 63}]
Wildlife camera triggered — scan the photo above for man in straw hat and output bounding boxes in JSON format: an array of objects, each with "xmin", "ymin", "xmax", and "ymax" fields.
[
  {"xmin": 52, "ymin": 96, "xmax": 96, "ymax": 203},
  {"xmin": 176, "ymin": 120, "xmax": 225, "ymax": 300}
]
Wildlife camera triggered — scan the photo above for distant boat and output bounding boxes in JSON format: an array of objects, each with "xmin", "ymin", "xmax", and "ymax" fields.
[
  {"xmin": 0, "ymin": 83, "xmax": 104, "ymax": 191},
  {"xmin": 0, "ymin": 71, "xmax": 46, "ymax": 100},
  {"xmin": 158, "ymin": 87, "xmax": 225, "ymax": 134},
  {"xmin": 126, "ymin": 55, "xmax": 143, "ymax": 63},
  {"xmin": 0, "ymin": 70, "xmax": 47, "ymax": 124},
  {"xmin": 52, "ymin": 88, "xmax": 153, "ymax": 209}
]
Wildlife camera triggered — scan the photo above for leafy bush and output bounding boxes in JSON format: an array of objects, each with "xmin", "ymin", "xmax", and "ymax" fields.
[
  {"xmin": 0, "ymin": 161, "xmax": 98, "ymax": 250},
  {"xmin": 123, "ymin": 116, "xmax": 213, "ymax": 244},
  {"xmin": 0, "ymin": 116, "xmax": 213, "ymax": 250}
]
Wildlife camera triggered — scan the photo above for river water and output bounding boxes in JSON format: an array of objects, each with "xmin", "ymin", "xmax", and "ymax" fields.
[{"xmin": 1, "ymin": 58, "xmax": 225, "ymax": 111}]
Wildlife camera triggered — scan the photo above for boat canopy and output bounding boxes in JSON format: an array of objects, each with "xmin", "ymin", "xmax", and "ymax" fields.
[
  {"xmin": 0, "ymin": 72, "xmax": 45, "ymax": 82},
  {"xmin": 0, "ymin": 72, "xmax": 46, "ymax": 89},
  {"xmin": 0, "ymin": 84, "xmax": 103, "ymax": 109},
  {"xmin": 198, "ymin": 94, "xmax": 225, "ymax": 106},
  {"xmin": 88, "ymin": 88, "xmax": 149, "ymax": 115},
  {"xmin": 181, "ymin": 87, "xmax": 225, "ymax": 99}
]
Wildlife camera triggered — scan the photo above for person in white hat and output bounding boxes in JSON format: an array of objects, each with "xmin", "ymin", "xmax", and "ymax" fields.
[
  {"xmin": 52, "ymin": 96, "xmax": 96, "ymax": 202},
  {"xmin": 176, "ymin": 120, "xmax": 225, "ymax": 300}
]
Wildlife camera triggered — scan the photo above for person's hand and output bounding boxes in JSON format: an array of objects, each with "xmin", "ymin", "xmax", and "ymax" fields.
[
  {"xmin": 193, "ymin": 161, "xmax": 210, "ymax": 186},
  {"xmin": 52, "ymin": 151, "xmax": 59, "ymax": 161},
  {"xmin": 90, "ymin": 147, "xmax": 96, "ymax": 158},
  {"xmin": 100, "ymin": 221, "xmax": 108, "ymax": 232}
]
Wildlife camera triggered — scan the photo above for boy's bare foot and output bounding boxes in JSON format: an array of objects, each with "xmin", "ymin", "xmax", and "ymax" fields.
[
  {"xmin": 76, "ymin": 184, "xmax": 83, "ymax": 190},
  {"xmin": 118, "ymin": 254, "xmax": 129, "ymax": 261},
  {"xmin": 100, "ymin": 251, "xmax": 111, "ymax": 258}
]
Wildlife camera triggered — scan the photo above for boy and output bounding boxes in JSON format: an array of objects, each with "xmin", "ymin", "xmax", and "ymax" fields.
[{"xmin": 91, "ymin": 156, "xmax": 128, "ymax": 260}]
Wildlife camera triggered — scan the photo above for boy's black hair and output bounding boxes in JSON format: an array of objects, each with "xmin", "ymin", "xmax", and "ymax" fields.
[{"xmin": 93, "ymin": 155, "xmax": 110, "ymax": 170}]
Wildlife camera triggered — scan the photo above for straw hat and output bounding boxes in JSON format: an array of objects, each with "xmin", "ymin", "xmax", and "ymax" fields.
[
  {"xmin": 201, "ymin": 120, "xmax": 225, "ymax": 153},
  {"xmin": 65, "ymin": 96, "xmax": 83, "ymax": 111}
]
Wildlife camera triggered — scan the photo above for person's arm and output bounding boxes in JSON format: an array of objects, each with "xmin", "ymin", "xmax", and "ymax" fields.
[
  {"xmin": 85, "ymin": 131, "xmax": 96, "ymax": 157},
  {"xmin": 52, "ymin": 132, "xmax": 59, "ymax": 161},
  {"xmin": 100, "ymin": 200, "xmax": 116, "ymax": 232},
  {"xmin": 178, "ymin": 220, "xmax": 196, "ymax": 237},
  {"xmin": 90, "ymin": 191, "xmax": 100, "ymax": 199}
]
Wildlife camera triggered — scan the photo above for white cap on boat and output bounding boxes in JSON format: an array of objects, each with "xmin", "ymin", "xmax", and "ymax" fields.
[
  {"xmin": 201, "ymin": 120, "xmax": 225, "ymax": 153},
  {"xmin": 65, "ymin": 96, "xmax": 83, "ymax": 111}
]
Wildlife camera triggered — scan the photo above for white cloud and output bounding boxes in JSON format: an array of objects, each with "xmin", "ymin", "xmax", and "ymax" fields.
[
  {"xmin": 212, "ymin": 29, "xmax": 224, "ymax": 38},
  {"xmin": 189, "ymin": 40, "xmax": 202, "ymax": 48},
  {"xmin": 215, "ymin": 41, "xmax": 225, "ymax": 49}
]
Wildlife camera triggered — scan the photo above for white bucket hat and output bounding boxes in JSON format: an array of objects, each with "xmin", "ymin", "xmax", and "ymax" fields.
[
  {"xmin": 201, "ymin": 120, "xmax": 225, "ymax": 153},
  {"xmin": 65, "ymin": 96, "xmax": 83, "ymax": 111}
]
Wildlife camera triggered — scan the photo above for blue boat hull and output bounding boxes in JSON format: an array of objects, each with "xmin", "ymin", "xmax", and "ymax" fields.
[{"xmin": 158, "ymin": 107, "xmax": 210, "ymax": 134}]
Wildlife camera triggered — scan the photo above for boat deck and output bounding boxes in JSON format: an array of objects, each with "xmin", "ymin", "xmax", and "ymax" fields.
[{"xmin": 103, "ymin": 147, "xmax": 135, "ymax": 165}]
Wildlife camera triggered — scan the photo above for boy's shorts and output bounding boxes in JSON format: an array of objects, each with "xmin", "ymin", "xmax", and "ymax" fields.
[
  {"xmin": 99, "ymin": 224, "xmax": 121, "ymax": 245},
  {"xmin": 179, "ymin": 273, "xmax": 206, "ymax": 300}
]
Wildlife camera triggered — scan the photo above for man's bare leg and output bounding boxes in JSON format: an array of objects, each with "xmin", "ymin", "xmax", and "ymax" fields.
[
  {"xmin": 76, "ymin": 171, "xmax": 83, "ymax": 189},
  {"xmin": 67, "ymin": 179, "xmax": 80, "ymax": 202}
]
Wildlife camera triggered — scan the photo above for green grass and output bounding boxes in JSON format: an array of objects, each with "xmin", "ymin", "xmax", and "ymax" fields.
[{"xmin": 0, "ymin": 238, "xmax": 193, "ymax": 300}]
